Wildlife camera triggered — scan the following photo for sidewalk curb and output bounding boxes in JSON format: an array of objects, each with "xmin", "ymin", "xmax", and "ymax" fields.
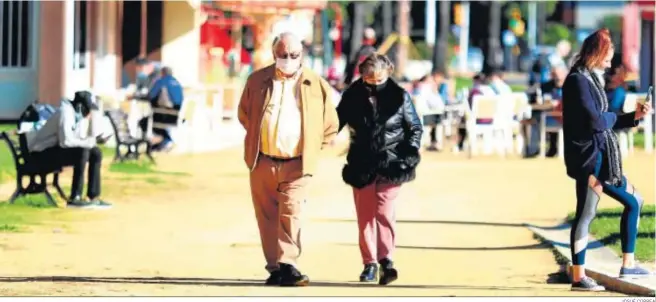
[{"xmin": 527, "ymin": 223, "xmax": 655, "ymax": 297}]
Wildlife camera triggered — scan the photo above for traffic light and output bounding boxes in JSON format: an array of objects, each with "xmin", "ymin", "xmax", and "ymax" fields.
[
  {"xmin": 510, "ymin": 7, "xmax": 521, "ymax": 20},
  {"xmin": 508, "ymin": 7, "xmax": 525, "ymax": 36},
  {"xmin": 510, "ymin": 19, "xmax": 525, "ymax": 36},
  {"xmin": 454, "ymin": 3, "xmax": 462, "ymax": 25}
]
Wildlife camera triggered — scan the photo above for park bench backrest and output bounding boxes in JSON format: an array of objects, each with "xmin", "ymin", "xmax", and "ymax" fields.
[
  {"xmin": 0, "ymin": 131, "xmax": 29, "ymax": 170},
  {"xmin": 105, "ymin": 110, "xmax": 133, "ymax": 143}
]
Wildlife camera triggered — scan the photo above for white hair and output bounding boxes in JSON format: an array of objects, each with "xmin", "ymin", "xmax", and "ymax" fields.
[{"xmin": 272, "ymin": 31, "xmax": 302, "ymax": 50}]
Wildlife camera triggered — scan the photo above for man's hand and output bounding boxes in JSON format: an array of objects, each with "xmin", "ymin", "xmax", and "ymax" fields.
[
  {"xmin": 635, "ymin": 101, "xmax": 653, "ymax": 121},
  {"xmin": 96, "ymin": 134, "xmax": 111, "ymax": 145}
]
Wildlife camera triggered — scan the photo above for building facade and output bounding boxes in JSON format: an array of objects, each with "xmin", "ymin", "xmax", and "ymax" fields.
[{"xmin": 0, "ymin": 0, "xmax": 203, "ymax": 120}]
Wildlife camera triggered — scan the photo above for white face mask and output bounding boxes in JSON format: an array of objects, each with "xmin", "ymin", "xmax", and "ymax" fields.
[{"xmin": 276, "ymin": 58, "xmax": 301, "ymax": 75}]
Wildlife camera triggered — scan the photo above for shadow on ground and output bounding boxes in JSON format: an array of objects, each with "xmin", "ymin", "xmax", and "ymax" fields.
[
  {"xmin": 313, "ymin": 218, "xmax": 571, "ymax": 231},
  {"xmin": 314, "ymin": 218, "xmax": 612, "ymax": 250},
  {"xmin": 336, "ymin": 243, "xmax": 550, "ymax": 251},
  {"xmin": 0, "ymin": 276, "xmax": 567, "ymax": 292}
]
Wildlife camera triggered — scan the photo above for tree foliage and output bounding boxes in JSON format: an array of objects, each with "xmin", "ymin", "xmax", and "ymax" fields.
[{"xmin": 542, "ymin": 23, "xmax": 571, "ymax": 46}]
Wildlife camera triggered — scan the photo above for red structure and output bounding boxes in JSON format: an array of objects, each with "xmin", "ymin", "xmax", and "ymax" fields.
[
  {"xmin": 207, "ymin": 0, "xmax": 327, "ymax": 70},
  {"xmin": 330, "ymin": 3, "xmax": 343, "ymax": 57},
  {"xmin": 636, "ymin": 0, "xmax": 655, "ymax": 20}
]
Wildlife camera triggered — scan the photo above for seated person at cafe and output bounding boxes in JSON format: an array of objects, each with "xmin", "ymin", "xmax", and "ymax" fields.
[
  {"xmin": 432, "ymin": 70, "xmax": 451, "ymax": 104},
  {"xmin": 486, "ymin": 70, "xmax": 513, "ymax": 95},
  {"xmin": 605, "ymin": 53, "xmax": 628, "ymax": 114},
  {"xmin": 27, "ymin": 91, "xmax": 112, "ymax": 209},
  {"xmin": 525, "ymin": 66, "xmax": 566, "ymax": 158},
  {"xmin": 413, "ymin": 74, "xmax": 445, "ymax": 151},
  {"xmin": 145, "ymin": 66, "xmax": 184, "ymax": 152},
  {"xmin": 133, "ymin": 57, "xmax": 162, "ymax": 99},
  {"xmin": 455, "ymin": 73, "xmax": 495, "ymax": 152}
]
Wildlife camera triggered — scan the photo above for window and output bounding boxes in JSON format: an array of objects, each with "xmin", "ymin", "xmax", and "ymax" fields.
[
  {"xmin": 73, "ymin": 0, "xmax": 88, "ymax": 70},
  {"xmin": 0, "ymin": 1, "xmax": 31, "ymax": 68}
]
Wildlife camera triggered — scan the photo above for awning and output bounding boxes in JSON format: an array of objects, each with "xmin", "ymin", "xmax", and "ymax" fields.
[
  {"xmin": 636, "ymin": 0, "xmax": 655, "ymax": 20},
  {"xmin": 212, "ymin": 0, "xmax": 326, "ymax": 14},
  {"xmin": 187, "ymin": 0, "xmax": 202, "ymax": 9}
]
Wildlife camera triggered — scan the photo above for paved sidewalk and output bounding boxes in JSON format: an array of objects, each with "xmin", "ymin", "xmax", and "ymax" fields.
[
  {"xmin": 0, "ymin": 148, "xmax": 650, "ymax": 296},
  {"xmin": 169, "ymin": 120, "xmax": 245, "ymax": 154}
]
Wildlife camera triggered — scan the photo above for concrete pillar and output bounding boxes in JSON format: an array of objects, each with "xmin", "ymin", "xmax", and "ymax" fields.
[
  {"xmin": 63, "ymin": 0, "xmax": 75, "ymax": 98},
  {"xmin": 38, "ymin": 1, "xmax": 67, "ymax": 103},
  {"xmin": 162, "ymin": 1, "xmax": 202, "ymax": 86},
  {"xmin": 93, "ymin": 1, "xmax": 119, "ymax": 94}
]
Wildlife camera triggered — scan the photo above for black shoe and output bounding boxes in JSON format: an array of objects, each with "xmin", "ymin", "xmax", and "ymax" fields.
[
  {"xmin": 265, "ymin": 270, "xmax": 281, "ymax": 286},
  {"xmin": 546, "ymin": 149, "xmax": 558, "ymax": 158},
  {"xmin": 279, "ymin": 263, "xmax": 309, "ymax": 287},
  {"xmin": 359, "ymin": 263, "xmax": 378, "ymax": 282},
  {"xmin": 378, "ymin": 258, "xmax": 398, "ymax": 285}
]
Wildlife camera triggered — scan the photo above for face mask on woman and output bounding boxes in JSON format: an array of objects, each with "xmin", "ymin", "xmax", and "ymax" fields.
[{"xmin": 366, "ymin": 80, "xmax": 388, "ymax": 93}]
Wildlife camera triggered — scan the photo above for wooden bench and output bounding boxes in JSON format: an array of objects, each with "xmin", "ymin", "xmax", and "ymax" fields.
[
  {"xmin": 0, "ymin": 131, "xmax": 66, "ymax": 206},
  {"xmin": 104, "ymin": 109, "xmax": 155, "ymax": 163}
]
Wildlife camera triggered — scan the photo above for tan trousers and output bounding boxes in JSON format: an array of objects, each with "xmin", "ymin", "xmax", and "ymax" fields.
[{"xmin": 250, "ymin": 155, "xmax": 309, "ymax": 272}]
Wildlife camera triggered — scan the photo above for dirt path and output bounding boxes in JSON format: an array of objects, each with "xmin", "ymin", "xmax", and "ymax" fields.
[{"xmin": 1, "ymin": 147, "xmax": 651, "ymax": 296}]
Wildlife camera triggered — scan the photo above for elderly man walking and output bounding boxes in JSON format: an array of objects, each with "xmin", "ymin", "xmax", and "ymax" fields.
[{"xmin": 237, "ymin": 32, "xmax": 339, "ymax": 286}]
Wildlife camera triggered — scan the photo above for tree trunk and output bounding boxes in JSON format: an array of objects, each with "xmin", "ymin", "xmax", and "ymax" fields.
[
  {"xmin": 382, "ymin": 1, "xmax": 393, "ymax": 38},
  {"xmin": 483, "ymin": 1, "xmax": 502, "ymax": 73},
  {"xmin": 349, "ymin": 2, "xmax": 365, "ymax": 62},
  {"xmin": 536, "ymin": 1, "xmax": 547, "ymax": 45},
  {"xmin": 432, "ymin": 0, "xmax": 450, "ymax": 73},
  {"xmin": 395, "ymin": 0, "xmax": 410, "ymax": 79}
]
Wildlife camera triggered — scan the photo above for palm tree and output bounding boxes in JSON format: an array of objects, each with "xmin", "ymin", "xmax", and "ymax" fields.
[
  {"xmin": 483, "ymin": 0, "xmax": 502, "ymax": 73},
  {"xmin": 432, "ymin": 0, "xmax": 450, "ymax": 73},
  {"xmin": 382, "ymin": 1, "xmax": 393, "ymax": 37},
  {"xmin": 349, "ymin": 2, "xmax": 365, "ymax": 62}
]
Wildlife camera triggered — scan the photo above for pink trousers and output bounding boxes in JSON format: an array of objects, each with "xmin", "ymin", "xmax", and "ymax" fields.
[{"xmin": 352, "ymin": 180, "xmax": 401, "ymax": 264}]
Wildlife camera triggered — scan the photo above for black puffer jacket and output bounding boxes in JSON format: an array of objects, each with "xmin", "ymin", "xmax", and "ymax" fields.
[{"xmin": 336, "ymin": 79, "xmax": 423, "ymax": 188}]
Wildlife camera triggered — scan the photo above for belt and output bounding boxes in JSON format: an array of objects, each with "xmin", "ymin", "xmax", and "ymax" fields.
[{"xmin": 260, "ymin": 153, "xmax": 301, "ymax": 162}]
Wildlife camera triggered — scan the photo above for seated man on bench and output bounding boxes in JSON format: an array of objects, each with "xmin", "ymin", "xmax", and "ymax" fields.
[
  {"xmin": 144, "ymin": 66, "xmax": 184, "ymax": 152},
  {"xmin": 27, "ymin": 91, "xmax": 112, "ymax": 209}
]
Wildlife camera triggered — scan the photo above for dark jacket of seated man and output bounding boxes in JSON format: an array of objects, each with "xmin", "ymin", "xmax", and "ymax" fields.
[
  {"xmin": 146, "ymin": 67, "xmax": 184, "ymax": 149},
  {"xmin": 148, "ymin": 67, "xmax": 184, "ymax": 111},
  {"xmin": 27, "ymin": 91, "xmax": 111, "ymax": 208}
]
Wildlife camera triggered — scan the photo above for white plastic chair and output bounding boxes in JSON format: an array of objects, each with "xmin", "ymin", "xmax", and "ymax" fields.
[
  {"xmin": 466, "ymin": 95, "xmax": 514, "ymax": 157},
  {"xmin": 510, "ymin": 92, "xmax": 530, "ymax": 155}
]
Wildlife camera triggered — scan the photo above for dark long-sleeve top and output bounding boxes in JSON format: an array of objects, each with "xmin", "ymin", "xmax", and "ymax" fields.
[{"xmin": 561, "ymin": 71, "xmax": 638, "ymax": 181}]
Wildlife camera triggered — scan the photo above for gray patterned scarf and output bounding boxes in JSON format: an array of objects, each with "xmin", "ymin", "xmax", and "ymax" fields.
[{"xmin": 578, "ymin": 67, "xmax": 623, "ymax": 186}]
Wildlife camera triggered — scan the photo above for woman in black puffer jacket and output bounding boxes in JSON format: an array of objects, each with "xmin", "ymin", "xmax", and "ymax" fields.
[{"xmin": 336, "ymin": 53, "xmax": 423, "ymax": 285}]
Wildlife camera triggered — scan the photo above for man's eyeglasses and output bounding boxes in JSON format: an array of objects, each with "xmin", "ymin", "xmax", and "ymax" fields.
[{"xmin": 277, "ymin": 52, "xmax": 301, "ymax": 60}]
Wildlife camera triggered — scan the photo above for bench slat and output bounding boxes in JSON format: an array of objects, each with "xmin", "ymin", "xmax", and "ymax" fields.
[{"xmin": 152, "ymin": 108, "xmax": 180, "ymax": 116}]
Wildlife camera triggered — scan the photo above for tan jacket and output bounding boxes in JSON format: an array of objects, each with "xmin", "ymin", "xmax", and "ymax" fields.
[{"xmin": 238, "ymin": 64, "xmax": 339, "ymax": 175}]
